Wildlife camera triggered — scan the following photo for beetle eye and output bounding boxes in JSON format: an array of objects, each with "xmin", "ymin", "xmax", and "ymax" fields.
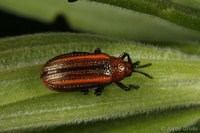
[{"xmin": 118, "ymin": 64, "xmax": 124, "ymax": 72}]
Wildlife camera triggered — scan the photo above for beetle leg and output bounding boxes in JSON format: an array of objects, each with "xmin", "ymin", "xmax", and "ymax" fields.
[
  {"xmin": 129, "ymin": 84, "xmax": 140, "ymax": 90},
  {"xmin": 132, "ymin": 61, "xmax": 140, "ymax": 67},
  {"xmin": 119, "ymin": 52, "xmax": 132, "ymax": 64},
  {"xmin": 81, "ymin": 89, "xmax": 89, "ymax": 95},
  {"xmin": 94, "ymin": 48, "xmax": 102, "ymax": 54},
  {"xmin": 94, "ymin": 86, "xmax": 104, "ymax": 96},
  {"xmin": 115, "ymin": 81, "xmax": 130, "ymax": 91}
]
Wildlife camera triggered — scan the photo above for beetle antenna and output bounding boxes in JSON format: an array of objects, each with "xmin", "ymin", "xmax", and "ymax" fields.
[
  {"xmin": 134, "ymin": 63, "xmax": 152, "ymax": 69},
  {"xmin": 133, "ymin": 69, "xmax": 153, "ymax": 79}
]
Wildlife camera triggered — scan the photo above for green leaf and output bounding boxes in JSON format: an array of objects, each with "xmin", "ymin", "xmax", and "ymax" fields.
[
  {"xmin": 152, "ymin": 42, "xmax": 200, "ymax": 56},
  {"xmin": 0, "ymin": 33, "xmax": 200, "ymax": 132},
  {"xmin": 172, "ymin": 119, "xmax": 200, "ymax": 133},
  {"xmin": 172, "ymin": 0, "xmax": 200, "ymax": 10},
  {"xmin": 0, "ymin": 0, "xmax": 200, "ymax": 42},
  {"xmin": 8, "ymin": 105, "xmax": 200, "ymax": 133},
  {"xmin": 88, "ymin": 0, "xmax": 200, "ymax": 32}
]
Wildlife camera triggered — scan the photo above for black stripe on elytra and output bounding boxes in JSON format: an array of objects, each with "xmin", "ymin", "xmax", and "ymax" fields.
[
  {"xmin": 41, "ymin": 64, "xmax": 109, "ymax": 79},
  {"xmin": 55, "ymin": 64, "xmax": 106, "ymax": 73}
]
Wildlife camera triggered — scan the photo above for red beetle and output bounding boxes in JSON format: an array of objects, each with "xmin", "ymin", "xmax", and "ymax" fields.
[{"xmin": 40, "ymin": 48, "xmax": 153, "ymax": 96}]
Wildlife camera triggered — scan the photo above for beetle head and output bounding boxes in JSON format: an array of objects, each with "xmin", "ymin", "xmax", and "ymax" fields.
[
  {"xmin": 132, "ymin": 61, "xmax": 153, "ymax": 79},
  {"xmin": 125, "ymin": 62, "xmax": 132, "ymax": 77}
]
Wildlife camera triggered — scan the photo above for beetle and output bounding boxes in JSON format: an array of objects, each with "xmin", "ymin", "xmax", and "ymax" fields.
[{"xmin": 40, "ymin": 48, "xmax": 153, "ymax": 96}]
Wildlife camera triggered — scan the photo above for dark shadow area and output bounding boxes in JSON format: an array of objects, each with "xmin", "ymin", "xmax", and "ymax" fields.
[{"xmin": 0, "ymin": 9, "xmax": 79, "ymax": 38}]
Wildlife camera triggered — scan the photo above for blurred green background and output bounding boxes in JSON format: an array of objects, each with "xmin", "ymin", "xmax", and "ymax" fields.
[{"xmin": 0, "ymin": 0, "xmax": 200, "ymax": 133}]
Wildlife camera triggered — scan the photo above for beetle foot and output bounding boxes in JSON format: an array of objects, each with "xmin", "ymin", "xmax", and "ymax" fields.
[
  {"xmin": 94, "ymin": 91, "xmax": 102, "ymax": 96},
  {"xmin": 129, "ymin": 84, "xmax": 140, "ymax": 90},
  {"xmin": 81, "ymin": 90, "xmax": 89, "ymax": 95},
  {"xmin": 94, "ymin": 86, "xmax": 104, "ymax": 96},
  {"xmin": 94, "ymin": 48, "xmax": 102, "ymax": 54},
  {"xmin": 132, "ymin": 61, "xmax": 140, "ymax": 67},
  {"xmin": 124, "ymin": 87, "xmax": 131, "ymax": 91}
]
